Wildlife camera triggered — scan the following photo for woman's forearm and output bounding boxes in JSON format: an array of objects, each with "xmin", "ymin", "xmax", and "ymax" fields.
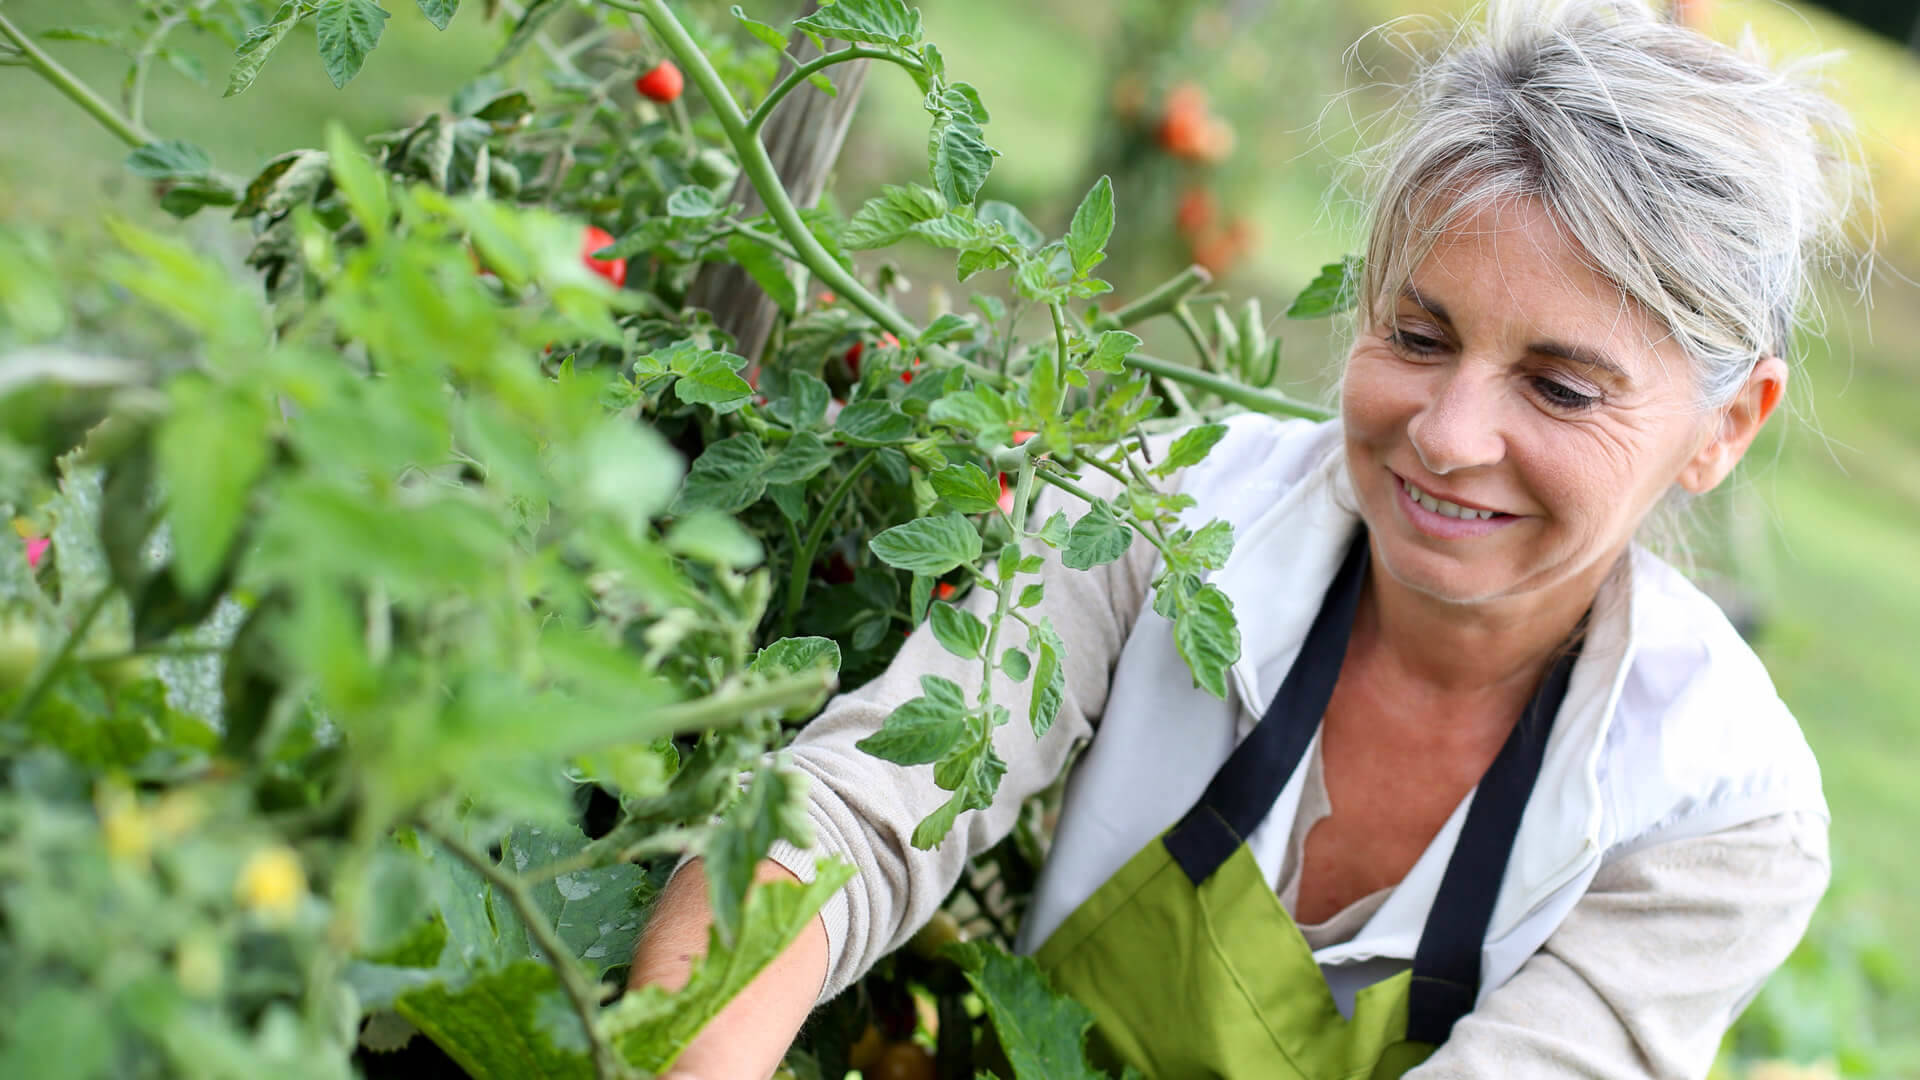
[{"xmin": 629, "ymin": 857, "xmax": 829, "ymax": 1080}]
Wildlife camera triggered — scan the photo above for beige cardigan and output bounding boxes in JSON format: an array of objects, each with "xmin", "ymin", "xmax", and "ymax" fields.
[{"xmin": 765, "ymin": 429, "xmax": 1828, "ymax": 1079}]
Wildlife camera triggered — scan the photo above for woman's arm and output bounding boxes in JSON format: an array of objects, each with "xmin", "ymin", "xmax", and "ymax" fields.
[
  {"xmin": 1406, "ymin": 810, "xmax": 1830, "ymax": 1079},
  {"xmin": 627, "ymin": 858, "xmax": 827, "ymax": 1080},
  {"xmin": 627, "ymin": 440, "xmax": 1167, "ymax": 1069}
]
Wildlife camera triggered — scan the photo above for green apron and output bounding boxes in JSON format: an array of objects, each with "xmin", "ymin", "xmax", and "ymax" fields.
[{"xmin": 1034, "ymin": 533, "xmax": 1578, "ymax": 1079}]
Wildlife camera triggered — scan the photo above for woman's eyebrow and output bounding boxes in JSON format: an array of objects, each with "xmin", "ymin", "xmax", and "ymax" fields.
[{"xmin": 1398, "ymin": 285, "xmax": 1632, "ymax": 385}]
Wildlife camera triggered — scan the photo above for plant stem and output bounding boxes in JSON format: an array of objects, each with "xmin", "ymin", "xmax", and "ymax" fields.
[
  {"xmin": 780, "ymin": 451, "xmax": 876, "ymax": 638},
  {"xmin": 1172, "ymin": 303, "xmax": 1219, "ymax": 374},
  {"xmin": 746, "ymin": 45, "xmax": 913, "ymax": 137},
  {"xmin": 724, "ymin": 222, "xmax": 801, "ymax": 263},
  {"xmin": 1122, "ymin": 352, "xmax": 1330, "ymax": 421},
  {"xmin": 610, "ymin": 1, "xmax": 920, "ymax": 344},
  {"xmin": 1035, "ymin": 465, "xmax": 1174, "ymax": 560},
  {"xmin": 0, "ymin": 12, "xmax": 156, "ymax": 149},
  {"xmin": 4, "ymin": 585, "xmax": 116, "ymax": 730},
  {"xmin": 422, "ymin": 821, "xmax": 630, "ymax": 1080},
  {"xmin": 1048, "ymin": 301, "xmax": 1071, "ymax": 395},
  {"xmin": 1092, "ymin": 264, "xmax": 1212, "ymax": 331},
  {"xmin": 976, "ymin": 457, "xmax": 1035, "ymax": 711},
  {"xmin": 630, "ymin": 668, "xmax": 840, "ymax": 746}
]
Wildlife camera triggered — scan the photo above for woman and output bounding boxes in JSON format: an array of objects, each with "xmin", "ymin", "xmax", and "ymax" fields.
[{"xmin": 634, "ymin": 1, "xmax": 1857, "ymax": 1076}]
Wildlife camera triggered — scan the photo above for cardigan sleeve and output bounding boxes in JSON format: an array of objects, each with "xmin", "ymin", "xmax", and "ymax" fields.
[
  {"xmin": 1406, "ymin": 809, "xmax": 1830, "ymax": 1080},
  {"xmin": 762, "ymin": 449, "xmax": 1162, "ymax": 1003}
]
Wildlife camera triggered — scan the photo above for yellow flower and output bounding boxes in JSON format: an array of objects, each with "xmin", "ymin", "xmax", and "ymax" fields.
[{"xmin": 236, "ymin": 845, "xmax": 306, "ymax": 922}]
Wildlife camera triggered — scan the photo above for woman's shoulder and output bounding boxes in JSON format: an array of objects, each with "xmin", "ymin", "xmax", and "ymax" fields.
[{"xmin": 1599, "ymin": 548, "xmax": 1827, "ymax": 849}]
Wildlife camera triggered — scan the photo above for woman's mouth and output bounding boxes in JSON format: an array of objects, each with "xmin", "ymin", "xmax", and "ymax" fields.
[{"xmin": 1392, "ymin": 473, "xmax": 1518, "ymax": 538}]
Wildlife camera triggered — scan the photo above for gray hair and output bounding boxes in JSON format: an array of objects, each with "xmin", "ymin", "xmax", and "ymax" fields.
[{"xmin": 1353, "ymin": 0, "xmax": 1863, "ymax": 409}]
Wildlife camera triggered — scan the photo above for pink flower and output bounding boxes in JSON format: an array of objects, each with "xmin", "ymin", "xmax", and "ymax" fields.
[{"xmin": 24, "ymin": 537, "xmax": 47, "ymax": 569}]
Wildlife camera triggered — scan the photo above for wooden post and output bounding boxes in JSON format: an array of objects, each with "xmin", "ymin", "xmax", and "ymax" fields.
[{"xmin": 689, "ymin": 3, "xmax": 871, "ymax": 367}]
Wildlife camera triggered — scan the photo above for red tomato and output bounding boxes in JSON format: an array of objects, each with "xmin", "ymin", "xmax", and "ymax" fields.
[
  {"xmin": 634, "ymin": 61, "xmax": 684, "ymax": 103},
  {"xmin": 580, "ymin": 225, "xmax": 626, "ymax": 288},
  {"xmin": 996, "ymin": 473, "xmax": 1016, "ymax": 514},
  {"xmin": 934, "ymin": 582, "xmax": 956, "ymax": 600},
  {"xmin": 1175, "ymin": 186, "xmax": 1215, "ymax": 235},
  {"xmin": 844, "ymin": 332, "xmax": 901, "ymax": 379}
]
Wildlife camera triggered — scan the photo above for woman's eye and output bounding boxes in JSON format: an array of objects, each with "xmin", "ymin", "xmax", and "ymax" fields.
[
  {"xmin": 1385, "ymin": 329, "xmax": 1444, "ymax": 354},
  {"xmin": 1532, "ymin": 376, "xmax": 1600, "ymax": 410}
]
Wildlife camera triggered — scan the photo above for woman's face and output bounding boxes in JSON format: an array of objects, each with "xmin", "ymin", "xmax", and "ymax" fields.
[{"xmin": 1341, "ymin": 196, "xmax": 1724, "ymax": 610}]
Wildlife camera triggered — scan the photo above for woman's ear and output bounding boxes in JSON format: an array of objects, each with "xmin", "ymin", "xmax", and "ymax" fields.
[{"xmin": 1678, "ymin": 355, "xmax": 1789, "ymax": 494}]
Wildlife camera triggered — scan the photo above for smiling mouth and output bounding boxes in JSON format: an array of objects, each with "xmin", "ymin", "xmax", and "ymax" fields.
[{"xmin": 1398, "ymin": 477, "xmax": 1509, "ymax": 521}]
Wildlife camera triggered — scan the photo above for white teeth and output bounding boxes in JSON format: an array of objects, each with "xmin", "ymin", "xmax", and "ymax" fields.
[{"xmin": 1403, "ymin": 479, "xmax": 1495, "ymax": 521}]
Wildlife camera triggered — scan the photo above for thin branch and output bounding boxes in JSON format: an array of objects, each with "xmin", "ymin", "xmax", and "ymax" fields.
[
  {"xmin": 1122, "ymin": 351, "xmax": 1330, "ymax": 421},
  {"xmin": 745, "ymin": 45, "xmax": 913, "ymax": 137},
  {"xmin": 421, "ymin": 821, "xmax": 630, "ymax": 1080},
  {"xmin": 0, "ymin": 11, "xmax": 156, "ymax": 148}
]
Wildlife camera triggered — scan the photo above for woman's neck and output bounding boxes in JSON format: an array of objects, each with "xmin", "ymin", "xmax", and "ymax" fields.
[{"xmin": 1354, "ymin": 540, "xmax": 1611, "ymax": 704}]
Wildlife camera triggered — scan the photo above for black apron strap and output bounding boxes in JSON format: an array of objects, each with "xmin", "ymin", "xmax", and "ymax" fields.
[
  {"xmin": 1405, "ymin": 636, "xmax": 1580, "ymax": 1045},
  {"xmin": 1157, "ymin": 523, "xmax": 1584, "ymax": 1047},
  {"xmin": 1163, "ymin": 531, "xmax": 1370, "ymax": 884}
]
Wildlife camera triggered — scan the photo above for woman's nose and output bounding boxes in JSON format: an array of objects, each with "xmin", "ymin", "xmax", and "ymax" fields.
[{"xmin": 1406, "ymin": 367, "xmax": 1506, "ymax": 475}]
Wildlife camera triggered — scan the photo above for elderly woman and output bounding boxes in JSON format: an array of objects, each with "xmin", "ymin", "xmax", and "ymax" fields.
[{"xmin": 635, "ymin": 1, "xmax": 1855, "ymax": 1076}]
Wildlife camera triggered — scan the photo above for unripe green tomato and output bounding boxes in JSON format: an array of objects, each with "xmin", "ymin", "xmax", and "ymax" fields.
[
  {"xmin": 689, "ymin": 148, "xmax": 737, "ymax": 189},
  {"xmin": 94, "ymin": 654, "xmax": 153, "ymax": 692},
  {"xmin": 0, "ymin": 616, "xmax": 42, "ymax": 686}
]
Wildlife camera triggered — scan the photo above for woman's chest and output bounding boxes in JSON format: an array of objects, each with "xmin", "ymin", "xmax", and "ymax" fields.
[{"xmin": 1293, "ymin": 680, "xmax": 1517, "ymax": 924}]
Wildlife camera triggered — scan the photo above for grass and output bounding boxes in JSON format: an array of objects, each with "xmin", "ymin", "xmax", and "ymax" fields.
[{"xmin": 3, "ymin": 0, "xmax": 1918, "ymax": 1073}]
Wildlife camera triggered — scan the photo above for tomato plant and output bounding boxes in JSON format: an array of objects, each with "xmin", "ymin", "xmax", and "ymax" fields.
[{"xmin": 0, "ymin": 1, "xmax": 1353, "ymax": 1077}]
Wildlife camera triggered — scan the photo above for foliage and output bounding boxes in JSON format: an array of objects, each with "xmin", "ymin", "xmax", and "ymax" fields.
[{"xmin": 0, "ymin": 0, "xmax": 1346, "ymax": 1076}]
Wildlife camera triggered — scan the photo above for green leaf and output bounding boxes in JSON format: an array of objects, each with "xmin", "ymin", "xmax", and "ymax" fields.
[
  {"xmin": 731, "ymin": 5, "xmax": 788, "ymax": 51},
  {"xmin": 1000, "ymin": 647, "xmax": 1030, "ymax": 681},
  {"xmin": 857, "ymin": 683, "xmax": 967, "ymax": 766},
  {"xmin": 792, "ymin": 0, "xmax": 923, "ymax": 47},
  {"xmin": 1017, "ymin": 583, "xmax": 1044, "ymax": 608},
  {"xmin": 607, "ymin": 864, "xmax": 854, "ymax": 1072},
  {"xmin": 770, "ymin": 369, "xmax": 830, "ymax": 431},
  {"xmin": 488, "ymin": 0, "xmax": 562, "ymax": 70},
  {"xmin": 414, "ymin": 0, "xmax": 459, "ymax": 30},
  {"xmin": 1285, "ymin": 255, "xmax": 1364, "ymax": 319},
  {"xmin": 1061, "ymin": 502, "xmax": 1132, "ymax": 571},
  {"xmin": 38, "ymin": 26, "xmax": 122, "ymax": 48},
  {"xmin": 1185, "ymin": 519, "xmax": 1234, "ymax": 570},
  {"xmin": 927, "ymin": 385, "xmax": 1013, "ymax": 445},
  {"xmin": 913, "ymin": 722, "xmax": 1006, "ymax": 848},
  {"xmin": 978, "ymin": 200, "xmax": 1042, "ymax": 249},
  {"xmin": 928, "ymin": 601, "xmax": 986, "ymax": 659},
  {"xmin": 126, "ymin": 140, "xmax": 214, "ymax": 180},
  {"xmin": 665, "ymin": 512, "xmax": 763, "ymax": 568},
  {"xmin": 1152, "ymin": 423, "xmax": 1229, "ymax": 478},
  {"xmin": 226, "ymin": 3, "xmax": 304, "ymax": 97},
  {"xmin": 725, "ymin": 234, "xmax": 798, "ymax": 316},
  {"xmin": 833, "ymin": 400, "xmax": 913, "ymax": 445},
  {"xmin": 1027, "ymin": 619, "xmax": 1065, "ymax": 737},
  {"xmin": 157, "ymin": 376, "xmax": 271, "ymax": 598},
  {"xmin": 956, "ymin": 246, "xmax": 1014, "ymax": 282},
  {"xmin": 499, "ymin": 823, "xmax": 650, "ymax": 979},
  {"xmin": 1033, "ymin": 510, "xmax": 1069, "ymax": 548},
  {"xmin": 751, "ymin": 636, "xmax": 841, "ymax": 678},
  {"xmin": 666, "ymin": 185, "xmax": 721, "ymax": 219},
  {"xmin": 919, "ymin": 313, "xmax": 976, "ymax": 348},
  {"xmin": 841, "ymin": 184, "xmax": 945, "ymax": 250},
  {"xmin": 394, "ymin": 961, "xmax": 593, "ymax": 1079},
  {"xmin": 314, "ymin": 0, "xmax": 390, "ymax": 88},
  {"xmin": 762, "ymin": 431, "xmax": 833, "ymax": 485},
  {"xmin": 929, "ymin": 463, "xmax": 1000, "ymax": 514},
  {"xmin": 704, "ymin": 765, "xmax": 809, "ymax": 945},
  {"xmin": 946, "ymin": 941, "xmax": 1126, "ymax": 1080},
  {"xmin": 927, "ymin": 116, "xmax": 995, "ymax": 208},
  {"xmin": 670, "ymin": 351, "xmax": 755, "ymax": 412},
  {"xmin": 671, "ymin": 433, "xmax": 768, "ymax": 515},
  {"xmin": 869, "ymin": 512, "xmax": 982, "ymax": 576},
  {"xmin": 1086, "ymin": 330, "xmax": 1139, "ymax": 374},
  {"xmin": 325, "ymin": 124, "xmax": 390, "ymax": 238},
  {"xmin": 907, "ymin": 213, "xmax": 990, "ymax": 251},
  {"xmin": 1065, "ymin": 176, "xmax": 1114, "ymax": 276},
  {"xmin": 1173, "ymin": 584, "xmax": 1240, "ymax": 699}
]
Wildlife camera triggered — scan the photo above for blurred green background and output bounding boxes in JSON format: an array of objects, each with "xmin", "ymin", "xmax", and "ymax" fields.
[{"xmin": 2, "ymin": 0, "xmax": 1915, "ymax": 1075}]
